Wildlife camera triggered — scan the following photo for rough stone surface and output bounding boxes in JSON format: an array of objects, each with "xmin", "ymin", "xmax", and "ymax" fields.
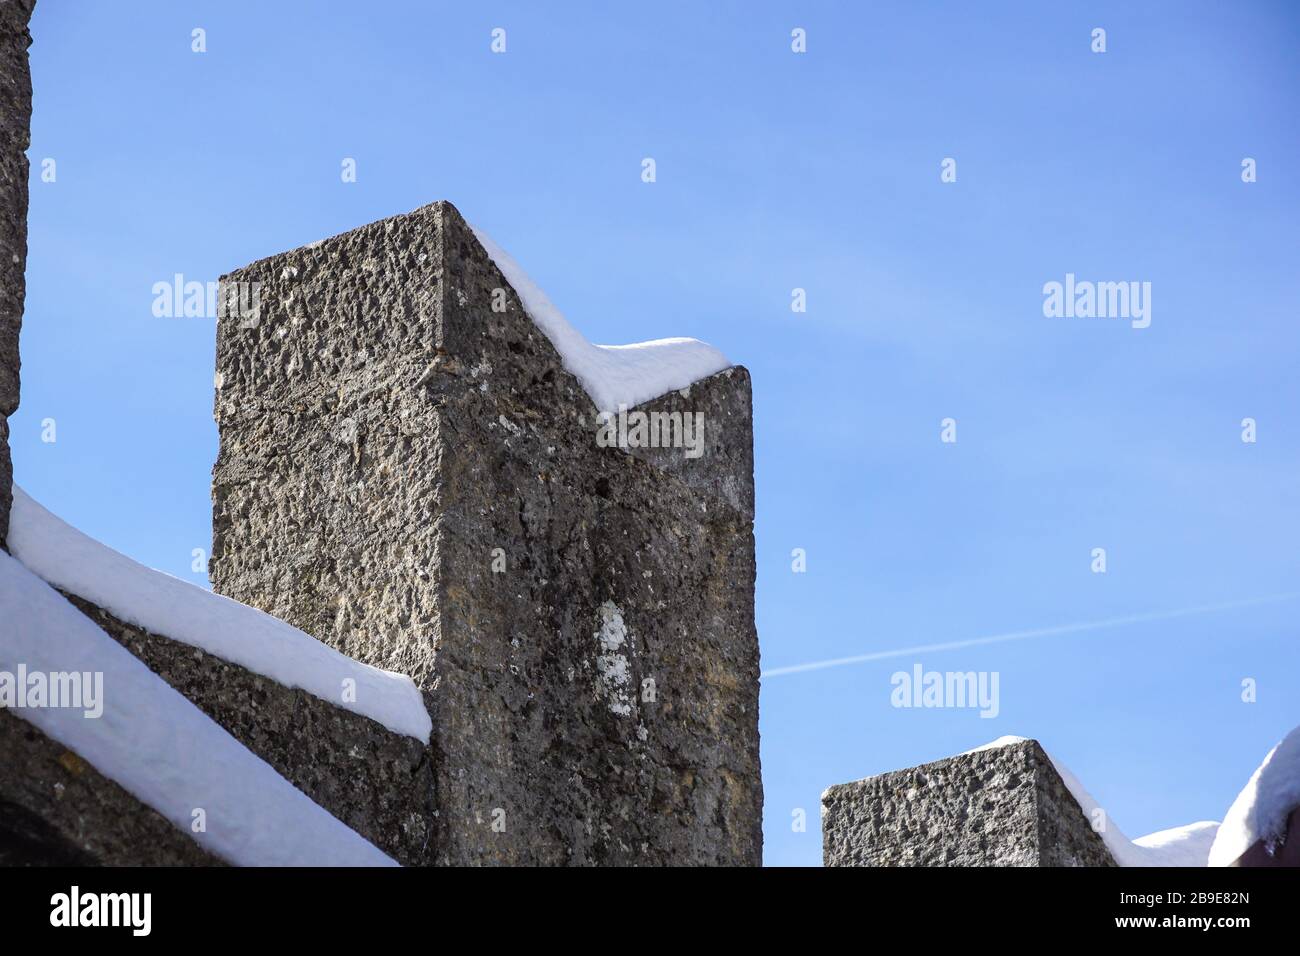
[
  {"xmin": 0, "ymin": 708, "xmax": 222, "ymax": 866},
  {"xmin": 3, "ymin": 580, "xmax": 438, "ymax": 866},
  {"xmin": 0, "ymin": 0, "xmax": 35, "ymax": 549},
  {"xmin": 627, "ymin": 370, "xmax": 754, "ymax": 518},
  {"xmin": 64, "ymin": 592, "xmax": 435, "ymax": 865},
  {"xmin": 211, "ymin": 200, "xmax": 762, "ymax": 865},
  {"xmin": 821, "ymin": 739, "xmax": 1117, "ymax": 867},
  {"xmin": 0, "ymin": 416, "xmax": 9, "ymax": 543}
]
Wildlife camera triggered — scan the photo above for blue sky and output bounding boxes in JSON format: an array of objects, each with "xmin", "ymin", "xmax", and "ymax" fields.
[{"xmin": 13, "ymin": 1, "xmax": 1299, "ymax": 866}]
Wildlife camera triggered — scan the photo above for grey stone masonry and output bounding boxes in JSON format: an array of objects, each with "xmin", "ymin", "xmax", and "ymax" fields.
[
  {"xmin": 0, "ymin": 586, "xmax": 435, "ymax": 866},
  {"xmin": 822, "ymin": 739, "xmax": 1117, "ymax": 867},
  {"xmin": 63, "ymin": 593, "xmax": 435, "ymax": 865},
  {"xmin": 211, "ymin": 201, "xmax": 762, "ymax": 865},
  {"xmin": 0, "ymin": 707, "xmax": 223, "ymax": 866},
  {"xmin": 0, "ymin": 0, "xmax": 35, "ymax": 549}
]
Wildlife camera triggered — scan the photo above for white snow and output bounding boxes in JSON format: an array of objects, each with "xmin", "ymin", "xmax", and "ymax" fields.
[
  {"xmin": 1208, "ymin": 725, "xmax": 1300, "ymax": 867},
  {"xmin": 7, "ymin": 486, "xmax": 431, "ymax": 742},
  {"xmin": 1131, "ymin": 821, "xmax": 1222, "ymax": 867},
  {"xmin": 0, "ymin": 549, "xmax": 395, "ymax": 866},
  {"xmin": 961, "ymin": 734, "xmax": 1030, "ymax": 756},
  {"xmin": 965, "ymin": 736, "xmax": 1221, "ymax": 866},
  {"xmin": 469, "ymin": 224, "xmax": 731, "ymax": 413}
]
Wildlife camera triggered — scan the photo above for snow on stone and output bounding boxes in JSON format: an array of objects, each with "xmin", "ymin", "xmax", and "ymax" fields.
[
  {"xmin": 961, "ymin": 734, "xmax": 1031, "ymax": 756},
  {"xmin": 7, "ymin": 485, "xmax": 430, "ymax": 742},
  {"xmin": 1208, "ymin": 725, "xmax": 1300, "ymax": 867},
  {"xmin": 0, "ymin": 549, "xmax": 395, "ymax": 866},
  {"xmin": 1131, "ymin": 821, "xmax": 1221, "ymax": 867},
  {"xmin": 470, "ymin": 224, "xmax": 731, "ymax": 413},
  {"xmin": 966, "ymin": 736, "xmax": 1220, "ymax": 866}
]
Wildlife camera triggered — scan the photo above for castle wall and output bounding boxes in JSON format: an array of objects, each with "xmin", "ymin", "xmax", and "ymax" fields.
[
  {"xmin": 822, "ymin": 738, "xmax": 1117, "ymax": 867},
  {"xmin": 211, "ymin": 202, "xmax": 762, "ymax": 865},
  {"xmin": 0, "ymin": 704, "xmax": 221, "ymax": 866},
  {"xmin": 65, "ymin": 593, "xmax": 434, "ymax": 865}
]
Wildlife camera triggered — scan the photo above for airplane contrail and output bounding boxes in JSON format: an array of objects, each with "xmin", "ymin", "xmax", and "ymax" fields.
[{"xmin": 761, "ymin": 592, "xmax": 1300, "ymax": 678}]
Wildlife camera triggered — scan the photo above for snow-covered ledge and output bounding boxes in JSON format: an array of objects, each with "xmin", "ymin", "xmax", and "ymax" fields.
[
  {"xmin": 8, "ymin": 485, "xmax": 430, "ymax": 742},
  {"xmin": 0, "ymin": 549, "xmax": 395, "ymax": 866}
]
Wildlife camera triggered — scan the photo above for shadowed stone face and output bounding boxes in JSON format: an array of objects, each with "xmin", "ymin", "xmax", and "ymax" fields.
[
  {"xmin": 0, "ymin": 587, "xmax": 436, "ymax": 866},
  {"xmin": 0, "ymin": 0, "xmax": 35, "ymax": 549},
  {"xmin": 211, "ymin": 201, "xmax": 761, "ymax": 865},
  {"xmin": 0, "ymin": 706, "xmax": 221, "ymax": 867},
  {"xmin": 821, "ymin": 739, "xmax": 1117, "ymax": 867},
  {"xmin": 62, "ymin": 593, "xmax": 434, "ymax": 865},
  {"xmin": 1232, "ymin": 807, "xmax": 1300, "ymax": 867}
]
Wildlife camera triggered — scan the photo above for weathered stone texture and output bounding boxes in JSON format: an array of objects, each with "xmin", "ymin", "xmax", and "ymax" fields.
[
  {"xmin": 0, "ymin": 0, "xmax": 35, "ymax": 549},
  {"xmin": 627, "ymin": 369, "xmax": 754, "ymax": 517},
  {"xmin": 3, "ymin": 582, "xmax": 442, "ymax": 866},
  {"xmin": 0, "ymin": 416, "xmax": 9, "ymax": 543},
  {"xmin": 0, "ymin": 708, "xmax": 222, "ymax": 866},
  {"xmin": 211, "ymin": 201, "xmax": 761, "ymax": 865},
  {"xmin": 821, "ymin": 739, "xmax": 1117, "ymax": 867},
  {"xmin": 64, "ymin": 593, "xmax": 436, "ymax": 865}
]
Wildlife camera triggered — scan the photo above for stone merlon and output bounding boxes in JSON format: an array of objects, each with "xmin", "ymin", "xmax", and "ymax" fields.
[
  {"xmin": 210, "ymin": 201, "xmax": 762, "ymax": 865},
  {"xmin": 822, "ymin": 738, "xmax": 1117, "ymax": 867}
]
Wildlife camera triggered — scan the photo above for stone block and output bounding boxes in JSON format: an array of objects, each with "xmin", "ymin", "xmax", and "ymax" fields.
[
  {"xmin": 1, "ymin": 584, "xmax": 437, "ymax": 866},
  {"xmin": 64, "ymin": 593, "xmax": 435, "ymax": 865},
  {"xmin": 821, "ymin": 738, "xmax": 1117, "ymax": 867},
  {"xmin": 0, "ymin": 707, "xmax": 222, "ymax": 866},
  {"xmin": 211, "ymin": 201, "xmax": 761, "ymax": 865}
]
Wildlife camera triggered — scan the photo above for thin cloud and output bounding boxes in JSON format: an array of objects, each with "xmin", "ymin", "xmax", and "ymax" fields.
[{"xmin": 762, "ymin": 593, "xmax": 1299, "ymax": 679}]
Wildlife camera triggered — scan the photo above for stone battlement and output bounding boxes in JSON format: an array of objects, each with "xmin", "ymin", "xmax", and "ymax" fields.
[
  {"xmin": 821, "ymin": 738, "xmax": 1117, "ymax": 867},
  {"xmin": 210, "ymin": 201, "xmax": 762, "ymax": 865}
]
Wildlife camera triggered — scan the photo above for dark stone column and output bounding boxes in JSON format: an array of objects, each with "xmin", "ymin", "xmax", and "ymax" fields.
[
  {"xmin": 211, "ymin": 201, "xmax": 762, "ymax": 865},
  {"xmin": 0, "ymin": 0, "xmax": 35, "ymax": 549}
]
